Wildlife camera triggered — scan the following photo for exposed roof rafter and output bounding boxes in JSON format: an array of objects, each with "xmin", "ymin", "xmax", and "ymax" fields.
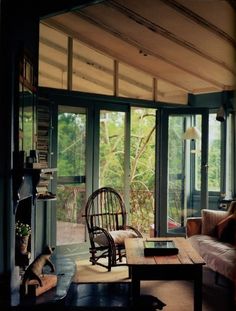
[
  {"xmin": 74, "ymin": 11, "xmax": 227, "ymax": 89},
  {"xmin": 44, "ymin": 19, "xmax": 192, "ymax": 92},
  {"xmin": 106, "ymin": 0, "xmax": 235, "ymax": 75},
  {"xmin": 40, "ymin": 36, "xmax": 164, "ymax": 96},
  {"xmin": 159, "ymin": 0, "xmax": 236, "ymax": 48}
]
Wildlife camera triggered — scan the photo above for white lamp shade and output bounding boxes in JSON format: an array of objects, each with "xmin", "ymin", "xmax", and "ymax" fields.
[{"xmin": 183, "ymin": 127, "xmax": 201, "ymax": 140}]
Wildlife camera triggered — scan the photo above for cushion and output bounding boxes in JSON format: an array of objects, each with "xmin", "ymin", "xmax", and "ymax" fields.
[
  {"xmin": 216, "ymin": 214, "xmax": 234, "ymax": 238},
  {"xmin": 94, "ymin": 230, "xmax": 138, "ymax": 246},
  {"xmin": 216, "ymin": 214, "xmax": 236, "ymax": 245},
  {"xmin": 201, "ymin": 209, "xmax": 228, "ymax": 236},
  {"xmin": 188, "ymin": 234, "xmax": 236, "ymax": 281}
]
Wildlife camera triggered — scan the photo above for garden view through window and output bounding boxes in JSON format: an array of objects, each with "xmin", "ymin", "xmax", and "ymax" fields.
[
  {"xmin": 56, "ymin": 106, "xmax": 156, "ymax": 245},
  {"xmin": 56, "ymin": 107, "xmax": 225, "ymax": 245}
]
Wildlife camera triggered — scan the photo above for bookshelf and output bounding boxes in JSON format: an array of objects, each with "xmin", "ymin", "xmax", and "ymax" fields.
[
  {"xmin": 37, "ymin": 99, "xmax": 51, "ymax": 168},
  {"xmin": 36, "ymin": 168, "xmax": 57, "ymax": 200}
]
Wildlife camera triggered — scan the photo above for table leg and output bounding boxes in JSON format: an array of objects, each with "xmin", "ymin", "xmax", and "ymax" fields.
[
  {"xmin": 130, "ymin": 267, "xmax": 140, "ymax": 304},
  {"xmin": 194, "ymin": 266, "xmax": 202, "ymax": 311}
]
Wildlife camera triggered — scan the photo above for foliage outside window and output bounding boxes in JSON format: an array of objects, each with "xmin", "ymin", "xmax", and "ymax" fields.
[
  {"xmin": 168, "ymin": 116, "xmax": 184, "ymax": 226},
  {"xmin": 129, "ymin": 108, "xmax": 156, "ymax": 234},
  {"xmin": 208, "ymin": 114, "xmax": 221, "ymax": 191},
  {"xmin": 57, "ymin": 109, "xmax": 86, "ymax": 227},
  {"xmin": 99, "ymin": 108, "xmax": 156, "ymax": 234},
  {"xmin": 58, "ymin": 111, "xmax": 86, "ymax": 177},
  {"xmin": 99, "ymin": 110, "xmax": 125, "ymax": 190},
  {"xmin": 195, "ymin": 113, "xmax": 221, "ymax": 192}
]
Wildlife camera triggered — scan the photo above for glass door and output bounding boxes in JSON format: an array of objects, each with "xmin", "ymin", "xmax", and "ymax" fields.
[
  {"xmin": 157, "ymin": 108, "xmax": 208, "ymax": 236},
  {"xmin": 98, "ymin": 109, "xmax": 126, "ymax": 191},
  {"xmin": 56, "ymin": 105, "xmax": 87, "ymax": 249},
  {"xmin": 95, "ymin": 106, "xmax": 156, "ymax": 237}
]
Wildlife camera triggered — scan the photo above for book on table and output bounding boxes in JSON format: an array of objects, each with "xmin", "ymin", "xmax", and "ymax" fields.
[{"xmin": 143, "ymin": 240, "xmax": 179, "ymax": 256}]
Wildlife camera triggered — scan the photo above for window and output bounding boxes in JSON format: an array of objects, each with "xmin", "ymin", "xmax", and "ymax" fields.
[
  {"xmin": 56, "ymin": 106, "xmax": 86, "ymax": 245},
  {"xmin": 225, "ymin": 113, "xmax": 234, "ymax": 199},
  {"xmin": 195, "ymin": 113, "xmax": 221, "ymax": 192},
  {"xmin": 208, "ymin": 114, "xmax": 221, "ymax": 192}
]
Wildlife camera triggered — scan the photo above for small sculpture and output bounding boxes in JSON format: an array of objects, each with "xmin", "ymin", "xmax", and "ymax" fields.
[{"xmin": 22, "ymin": 245, "xmax": 55, "ymax": 295}]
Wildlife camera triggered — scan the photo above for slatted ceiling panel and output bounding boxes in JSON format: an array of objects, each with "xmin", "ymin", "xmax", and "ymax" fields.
[
  {"xmin": 124, "ymin": 29, "xmax": 235, "ymax": 88},
  {"xmin": 73, "ymin": 40, "xmax": 114, "ymax": 68},
  {"xmin": 160, "ymin": 93, "xmax": 188, "ymax": 105},
  {"xmin": 39, "ymin": 23, "xmax": 68, "ymax": 88},
  {"xmin": 119, "ymin": 63, "xmax": 153, "ymax": 100},
  {"xmin": 40, "ymin": 23, "xmax": 68, "ymax": 45},
  {"xmin": 46, "ymin": 15, "xmax": 193, "ymax": 100},
  {"xmin": 113, "ymin": 0, "xmax": 235, "ymax": 66},
  {"xmin": 73, "ymin": 75, "xmax": 113, "ymax": 95},
  {"xmin": 177, "ymin": 0, "xmax": 235, "ymax": 36},
  {"xmin": 73, "ymin": 6, "xmax": 234, "ymax": 89},
  {"xmin": 81, "ymin": 0, "xmax": 235, "ymax": 80},
  {"xmin": 39, "ymin": 61, "xmax": 67, "ymax": 89},
  {"xmin": 72, "ymin": 39, "xmax": 114, "ymax": 95},
  {"xmin": 40, "ymin": 44, "xmax": 67, "ymax": 67},
  {"xmin": 73, "ymin": 61, "xmax": 113, "ymax": 85},
  {"xmin": 40, "ymin": 0, "xmax": 235, "ymax": 104}
]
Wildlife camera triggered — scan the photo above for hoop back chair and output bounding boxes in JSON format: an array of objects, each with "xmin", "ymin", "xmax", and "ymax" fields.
[{"xmin": 85, "ymin": 187, "xmax": 142, "ymax": 271}]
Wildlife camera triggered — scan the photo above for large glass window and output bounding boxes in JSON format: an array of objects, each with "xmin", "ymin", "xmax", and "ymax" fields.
[
  {"xmin": 56, "ymin": 106, "xmax": 86, "ymax": 246},
  {"xmin": 130, "ymin": 107, "xmax": 156, "ymax": 234},
  {"xmin": 99, "ymin": 110, "xmax": 125, "ymax": 189},
  {"xmin": 225, "ymin": 113, "xmax": 234, "ymax": 199},
  {"xmin": 208, "ymin": 114, "xmax": 221, "ymax": 191},
  {"xmin": 195, "ymin": 113, "xmax": 221, "ymax": 192},
  {"xmin": 168, "ymin": 116, "xmax": 185, "ymax": 229}
]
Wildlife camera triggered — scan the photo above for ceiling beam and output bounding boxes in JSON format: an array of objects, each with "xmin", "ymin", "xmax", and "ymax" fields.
[
  {"xmin": 39, "ymin": 68, "xmax": 148, "ymax": 98},
  {"xmin": 106, "ymin": 1, "xmax": 235, "ymax": 75},
  {"xmin": 45, "ymin": 19, "xmax": 191, "ymax": 92},
  {"xmin": 40, "ymin": 36, "xmax": 161, "ymax": 94},
  {"xmin": 159, "ymin": 0, "xmax": 236, "ymax": 48},
  {"xmin": 36, "ymin": 0, "xmax": 105, "ymax": 19},
  {"xmin": 73, "ymin": 11, "xmax": 226, "ymax": 89}
]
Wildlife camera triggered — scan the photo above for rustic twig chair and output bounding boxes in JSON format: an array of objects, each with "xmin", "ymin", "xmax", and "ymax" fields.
[{"xmin": 85, "ymin": 186, "xmax": 142, "ymax": 271}]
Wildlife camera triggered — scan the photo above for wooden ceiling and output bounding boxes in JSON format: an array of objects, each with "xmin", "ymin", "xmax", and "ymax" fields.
[{"xmin": 40, "ymin": 0, "xmax": 236, "ymax": 104}]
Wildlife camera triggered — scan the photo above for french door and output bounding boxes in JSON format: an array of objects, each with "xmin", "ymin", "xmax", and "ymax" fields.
[
  {"xmin": 55, "ymin": 101, "xmax": 156, "ymax": 254},
  {"xmin": 157, "ymin": 108, "xmax": 209, "ymax": 236},
  {"xmin": 56, "ymin": 105, "xmax": 88, "ymax": 256}
]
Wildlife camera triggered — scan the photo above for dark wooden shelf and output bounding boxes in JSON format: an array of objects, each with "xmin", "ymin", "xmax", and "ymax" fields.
[{"xmin": 12, "ymin": 168, "xmax": 57, "ymax": 213}]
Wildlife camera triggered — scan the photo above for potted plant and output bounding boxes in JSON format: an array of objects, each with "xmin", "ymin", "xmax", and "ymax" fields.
[{"xmin": 15, "ymin": 221, "xmax": 31, "ymax": 255}]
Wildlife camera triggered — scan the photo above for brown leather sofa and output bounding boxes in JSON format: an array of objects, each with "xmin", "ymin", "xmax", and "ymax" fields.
[{"xmin": 186, "ymin": 209, "xmax": 236, "ymax": 307}]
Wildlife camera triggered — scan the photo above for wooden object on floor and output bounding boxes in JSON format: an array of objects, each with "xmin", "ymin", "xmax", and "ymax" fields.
[{"xmin": 26, "ymin": 274, "xmax": 57, "ymax": 297}]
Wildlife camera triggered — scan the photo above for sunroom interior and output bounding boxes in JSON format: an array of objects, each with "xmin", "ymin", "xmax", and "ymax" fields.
[
  {"xmin": 1, "ymin": 0, "xmax": 236, "ymax": 308},
  {"xmin": 36, "ymin": 0, "xmax": 236, "ymax": 254}
]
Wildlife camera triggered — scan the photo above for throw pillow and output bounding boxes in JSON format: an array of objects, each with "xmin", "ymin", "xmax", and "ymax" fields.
[
  {"xmin": 201, "ymin": 209, "xmax": 228, "ymax": 236},
  {"xmin": 94, "ymin": 230, "xmax": 138, "ymax": 246},
  {"xmin": 216, "ymin": 214, "xmax": 234, "ymax": 238},
  {"xmin": 216, "ymin": 214, "xmax": 236, "ymax": 245}
]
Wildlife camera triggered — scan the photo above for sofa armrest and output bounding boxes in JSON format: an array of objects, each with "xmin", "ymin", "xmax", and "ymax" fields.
[{"xmin": 186, "ymin": 217, "xmax": 202, "ymax": 237}]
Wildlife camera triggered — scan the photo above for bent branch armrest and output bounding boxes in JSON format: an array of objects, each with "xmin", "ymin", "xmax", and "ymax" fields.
[
  {"xmin": 125, "ymin": 225, "xmax": 143, "ymax": 237},
  {"xmin": 186, "ymin": 217, "xmax": 202, "ymax": 237}
]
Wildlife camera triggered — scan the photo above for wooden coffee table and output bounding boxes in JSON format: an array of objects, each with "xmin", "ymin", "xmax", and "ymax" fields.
[{"xmin": 125, "ymin": 237, "xmax": 205, "ymax": 311}]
